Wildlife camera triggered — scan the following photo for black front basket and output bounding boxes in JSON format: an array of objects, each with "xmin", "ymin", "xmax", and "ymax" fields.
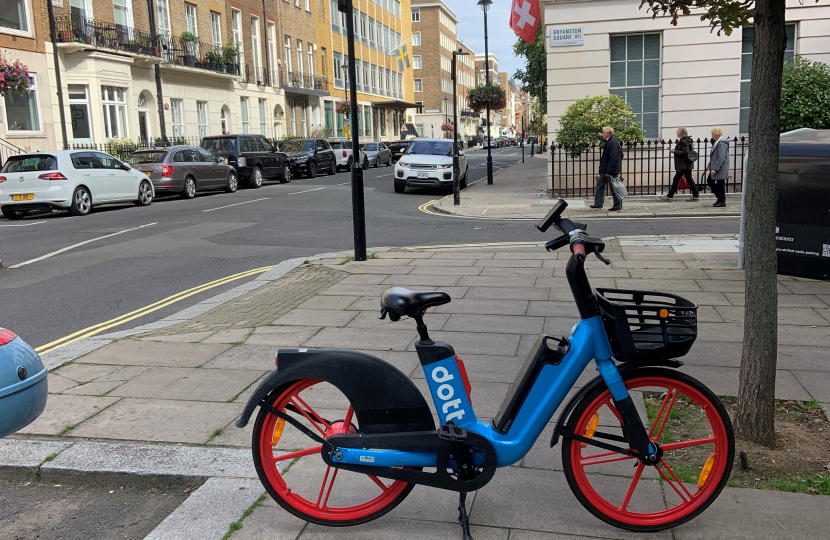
[{"xmin": 595, "ymin": 288, "xmax": 697, "ymax": 364}]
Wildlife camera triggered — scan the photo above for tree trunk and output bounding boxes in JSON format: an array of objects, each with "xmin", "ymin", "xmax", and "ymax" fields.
[{"xmin": 735, "ymin": 0, "xmax": 786, "ymax": 448}]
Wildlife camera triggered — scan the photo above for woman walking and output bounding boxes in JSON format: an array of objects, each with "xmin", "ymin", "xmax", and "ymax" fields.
[
  {"xmin": 707, "ymin": 127, "xmax": 729, "ymax": 207},
  {"xmin": 662, "ymin": 128, "xmax": 699, "ymax": 202}
]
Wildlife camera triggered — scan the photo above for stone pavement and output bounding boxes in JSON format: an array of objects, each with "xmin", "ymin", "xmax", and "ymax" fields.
[
  {"xmin": 3, "ymin": 236, "xmax": 830, "ymax": 539},
  {"xmin": 434, "ymin": 155, "xmax": 742, "ymax": 220}
]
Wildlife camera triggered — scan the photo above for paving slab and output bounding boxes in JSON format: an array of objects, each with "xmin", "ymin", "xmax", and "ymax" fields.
[
  {"xmin": 681, "ymin": 366, "xmax": 811, "ymax": 400},
  {"xmin": 51, "ymin": 363, "xmax": 124, "ymax": 383},
  {"xmin": 199, "ymin": 345, "xmax": 277, "ymax": 371},
  {"xmin": 18, "ymin": 394, "xmax": 120, "ymax": 436},
  {"xmin": 304, "ymin": 327, "xmax": 415, "ymax": 351},
  {"xmin": 424, "ymin": 331, "xmax": 521, "ymax": 356},
  {"xmin": 227, "ymin": 503, "xmax": 307, "ymax": 540},
  {"xmin": 108, "ymin": 367, "xmax": 263, "ymax": 402},
  {"xmin": 62, "ymin": 380, "xmax": 126, "ymax": 396},
  {"xmin": 69, "ymin": 398, "xmax": 242, "ymax": 443},
  {"xmin": 142, "ymin": 331, "xmax": 217, "ymax": 343},
  {"xmin": 443, "ymin": 314, "xmax": 545, "ymax": 334},
  {"xmin": 302, "ymin": 518, "xmax": 508, "ymax": 540},
  {"xmin": 75, "ymin": 341, "xmax": 231, "ymax": 368},
  {"xmin": 272, "ymin": 308, "xmax": 358, "ymax": 327},
  {"xmin": 244, "ymin": 326, "xmax": 322, "ymax": 347},
  {"xmin": 202, "ymin": 329, "xmax": 252, "ymax": 344},
  {"xmin": 792, "ymin": 370, "xmax": 830, "ymax": 402},
  {"xmin": 0, "ymin": 439, "xmax": 73, "ymax": 468}
]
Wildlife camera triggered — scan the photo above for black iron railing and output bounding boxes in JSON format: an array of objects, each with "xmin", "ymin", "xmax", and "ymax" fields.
[
  {"xmin": 55, "ymin": 16, "xmax": 158, "ymax": 57},
  {"xmin": 280, "ymin": 69, "xmax": 329, "ymax": 93},
  {"xmin": 0, "ymin": 137, "xmax": 24, "ymax": 165},
  {"xmin": 158, "ymin": 35, "xmax": 240, "ymax": 75},
  {"xmin": 550, "ymin": 137, "xmax": 748, "ymax": 197},
  {"xmin": 71, "ymin": 137, "xmax": 205, "ymax": 161}
]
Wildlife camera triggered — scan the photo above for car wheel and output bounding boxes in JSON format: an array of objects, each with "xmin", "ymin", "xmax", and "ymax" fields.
[
  {"xmin": 69, "ymin": 186, "xmax": 92, "ymax": 216},
  {"xmin": 279, "ymin": 164, "xmax": 291, "ymax": 183},
  {"xmin": 249, "ymin": 167, "xmax": 263, "ymax": 188},
  {"xmin": 181, "ymin": 176, "xmax": 197, "ymax": 199},
  {"xmin": 307, "ymin": 161, "xmax": 317, "ymax": 178},
  {"xmin": 386, "ymin": 156, "xmax": 392, "ymax": 167},
  {"xmin": 1, "ymin": 206, "xmax": 26, "ymax": 220},
  {"xmin": 346, "ymin": 156, "xmax": 353, "ymax": 171},
  {"xmin": 136, "ymin": 180, "xmax": 153, "ymax": 206},
  {"xmin": 362, "ymin": 157, "xmax": 369, "ymax": 170},
  {"xmin": 394, "ymin": 181, "xmax": 405, "ymax": 194},
  {"xmin": 373, "ymin": 158, "xmax": 379, "ymax": 168},
  {"xmin": 327, "ymin": 160, "xmax": 336, "ymax": 175},
  {"xmin": 225, "ymin": 172, "xmax": 238, "ymax": 193}
]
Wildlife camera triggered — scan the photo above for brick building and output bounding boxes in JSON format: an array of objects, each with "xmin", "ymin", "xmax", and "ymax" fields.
[{"xmin": 474, "ymin": 51, "xmax": 498, "ymax": 139}]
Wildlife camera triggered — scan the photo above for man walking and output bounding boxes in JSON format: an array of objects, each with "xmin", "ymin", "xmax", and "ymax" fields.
[{"xmin": 590, "ymin": 127, "xmax": 623, "ymax": 211}]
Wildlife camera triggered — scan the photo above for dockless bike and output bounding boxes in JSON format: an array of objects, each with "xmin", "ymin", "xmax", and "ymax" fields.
[{"xmin": 237, "ymin": 199, "xmax": 735, "ymax": 538}]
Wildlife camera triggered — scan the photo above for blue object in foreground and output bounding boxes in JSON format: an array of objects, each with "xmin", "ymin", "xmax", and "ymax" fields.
[{"xmin": 0, "ymin": 328, "xmax": 48, "ymax": 438}]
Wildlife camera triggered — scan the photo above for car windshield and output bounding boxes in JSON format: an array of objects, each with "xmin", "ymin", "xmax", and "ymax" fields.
[
  {"xmin": 282, "ymin": 140, "xmax": 315, "ymax": 152},
  {"xmin": 360, "ymin": 143, "xmax": 378, "ymax": 151},
  {"xmin": 406, "ymin": 141, "xmax": 452, "ymax": 156},
  {"xmin": 1, "ymin": 155, "xmax": 57, "ymax": 173},
  {"xmin": 201, "ymin": 138, "xmax": 237, "ymax": 153},
  {"xmin": 127, "ymin": 151, "xmax": 167, "ymax": 164}
]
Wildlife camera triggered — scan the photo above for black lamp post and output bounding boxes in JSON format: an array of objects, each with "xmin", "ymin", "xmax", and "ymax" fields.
[
  {"xmin": 338, "ymin": 0, "xmax": 366, "ymax": 261},
  {"xmin": 521, "ymin": 94, "xmax": 525, "ymax": 163},
  {"xmin": 452, "ymin": 48, "xmax": 469, "ymax": 206},
  {"xmin": 46, "ymin": 0, "xmax": 69, "ymax": 149},
  {"xmin": 478, "ymin": 0, "xmax": 493, "ymax": 184}
]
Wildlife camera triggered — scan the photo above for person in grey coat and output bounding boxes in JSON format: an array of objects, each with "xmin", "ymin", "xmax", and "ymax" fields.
[{"xmin": 706, "ymin": 126, "xmax": 730, "ymax": 207}]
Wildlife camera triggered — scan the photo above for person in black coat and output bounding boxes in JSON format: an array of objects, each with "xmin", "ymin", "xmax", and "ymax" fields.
[{"xmin": 590, "ymin": 126, "xmax": 623, "ymax": 211}]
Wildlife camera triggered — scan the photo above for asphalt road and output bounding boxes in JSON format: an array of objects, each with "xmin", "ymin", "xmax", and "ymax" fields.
[{"xmin": 0, "ymin": 147, "xmax": 740, "ymax": 348}]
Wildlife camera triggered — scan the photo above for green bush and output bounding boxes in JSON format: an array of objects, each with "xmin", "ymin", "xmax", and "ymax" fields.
[
  {"xmin": 780, "ymin": 56, "xmax": 830, "ymax": 132},
  {"xmin": 556, "ymin": 94, "xmax": 644, "ymax": 155}
]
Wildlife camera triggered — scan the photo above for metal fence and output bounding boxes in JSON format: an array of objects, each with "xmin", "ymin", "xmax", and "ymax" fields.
[
  {"xmin": 551, "ymin": 137, "xmax": 747, "ymax": 197},
  {"xmin": 55, "ymin": 15, "xmax": 157, "ymax": 56}
]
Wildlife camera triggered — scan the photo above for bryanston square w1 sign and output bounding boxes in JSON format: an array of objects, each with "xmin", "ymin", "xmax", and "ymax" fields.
[{"xmin": 549, "ymin": 26, "xmax": 585, "ymax": 47}]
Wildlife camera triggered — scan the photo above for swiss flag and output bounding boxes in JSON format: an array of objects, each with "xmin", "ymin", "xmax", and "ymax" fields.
[{"xmin": 510, "ymin": 0, "xmax": 541, "ymax": 44}]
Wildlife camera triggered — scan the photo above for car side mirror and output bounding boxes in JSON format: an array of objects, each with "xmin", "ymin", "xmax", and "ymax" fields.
[{"xmin": 122, "ymin": 163, "xmax": 131, "ymax": 170}]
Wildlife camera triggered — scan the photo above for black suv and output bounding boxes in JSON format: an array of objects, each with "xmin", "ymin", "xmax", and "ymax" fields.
[
  {"xmin": 200, "ymin": 134, "xmax": 289, "ymax": 188},
  {"xmin": 281, "ymin": 138, "xmax": 337, "ymax": 178},
  {"xmin": 388, "ymin": 140, "xmax": 414, "ymax": 163}
]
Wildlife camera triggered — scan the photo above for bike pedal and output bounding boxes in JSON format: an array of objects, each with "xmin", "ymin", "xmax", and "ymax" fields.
[{"xmin": 439, "ymin": 424, "xmax": 467, "ymax": 442}]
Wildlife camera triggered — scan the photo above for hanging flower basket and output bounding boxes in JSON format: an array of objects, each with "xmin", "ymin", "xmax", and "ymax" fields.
[
  {"xmin": 0, "ymin": 56, "xmax": 30, "ymax": 96},
  {"xmin": 336, "ymin": 100, "xmax": 351, "ymax": 116},
  {"xmin": 467, "ymin": 82, "xmax": 506, "ymax": 113},
  {"xmin": 441, "ymin": 122, "xmax": 454, "ymax": 132}
]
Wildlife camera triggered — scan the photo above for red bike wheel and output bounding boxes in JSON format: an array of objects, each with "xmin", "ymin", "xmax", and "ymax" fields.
[
  {"xmin": 562, "ymin": 368, "xmax": 734, "ymax": 532},
  {"xmin": 252, "ymin": 379, "xmax": 415, "ymax": 526}
]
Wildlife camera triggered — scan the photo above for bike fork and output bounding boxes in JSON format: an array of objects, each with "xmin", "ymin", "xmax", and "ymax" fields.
[{"xmin": 595, "ymin": 358, "xmax": 658, "ymax": 461}]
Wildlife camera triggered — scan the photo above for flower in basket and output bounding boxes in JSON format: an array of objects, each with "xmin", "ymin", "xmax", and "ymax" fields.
[
  {"xmin": 336, "ymin": 100, "xmax": 351, "ymax": 116},
  {"xmin": 466, "ymin": 82, "xmax": 506, "ymax": 113},
  {"xmin": 441, "ymin": 122, "xmax": 454, "ymax": 132},
  {"xmin": 0, "ymin": 56, "xmax": 30, "ymax": 96}
]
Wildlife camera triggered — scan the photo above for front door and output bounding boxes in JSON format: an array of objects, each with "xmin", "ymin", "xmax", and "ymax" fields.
[
  {"xmin": 94, "ymin": 152, "xmax": 135, "ymax": 200},
  {"xmin": 70, "ymin": 152, "xmax": 111, "ymax": 201},
  {"xmin": 138, "ymin": 111, "xmax": 149, "ymax": 145}
]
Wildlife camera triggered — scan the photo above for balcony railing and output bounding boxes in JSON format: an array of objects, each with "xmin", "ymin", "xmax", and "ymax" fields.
[
  {"xmin": 55, "ymin": 16, "xmax": 158, "ymax": 57},
  {"xmin": 159, "ymin": 35, "xmax": 240, "ymax": 75},
  {"xmin": 280, "ymin": 69, "xmax": 329, "ymax": 93}
]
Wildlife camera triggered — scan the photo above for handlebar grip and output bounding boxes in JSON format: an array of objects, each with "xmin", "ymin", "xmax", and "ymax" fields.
[{"xmin": 573, "ymin": 243, "xmax": 587, "ymax": 263}]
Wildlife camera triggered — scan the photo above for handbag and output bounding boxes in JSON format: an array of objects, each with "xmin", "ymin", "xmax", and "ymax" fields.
[
  {"xmin": 611, "ymin": 175, "xmax": 628, "ymax": 200},
  {"xmin": 678, "ymin": 175, "xmax": 690, "ymax": 190}
]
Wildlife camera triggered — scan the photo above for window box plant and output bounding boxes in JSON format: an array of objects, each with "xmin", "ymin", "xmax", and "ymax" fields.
[
  {"xmin": 181, "ymin": 32, "xmax": 198, "ymax": 67},
  {"xmin": 0, "ymin": 56, "xmax": 30, "ymax": 96},
  {"xmin": 467, "ymin": 82, "xmax": 506, "ymax": 113},
  {"xmin": 222, "ymin": 42, "xmax": 239, "ymax": 74},
  {"xmin": 205, "ymin": 50, "xmax": 223, "ymax": 71}
]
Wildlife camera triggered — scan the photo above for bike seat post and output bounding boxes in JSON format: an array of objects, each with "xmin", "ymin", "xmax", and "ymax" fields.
[{"xmin": 413, "ymin": 314, "xmax": 433, "ymax": 344}]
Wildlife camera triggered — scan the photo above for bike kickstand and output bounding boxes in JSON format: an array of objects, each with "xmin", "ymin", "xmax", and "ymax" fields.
[{"xmin": 457, "ymin": 491, "xmax": 474, "ymax": 540}]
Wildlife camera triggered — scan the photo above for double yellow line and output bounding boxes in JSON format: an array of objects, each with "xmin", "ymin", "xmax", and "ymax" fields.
[{"xmin": 36, "ymin": 266, "xmax": 272, "ymax": 355}]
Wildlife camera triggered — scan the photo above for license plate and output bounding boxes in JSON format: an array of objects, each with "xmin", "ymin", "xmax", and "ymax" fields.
[
  {"xmin": 417, "ymin": 172, "xmax": 429, "ymax": 179},
  {"xmin": 12, "ymin": 194, "xmax": 34, "ymax": 201}
]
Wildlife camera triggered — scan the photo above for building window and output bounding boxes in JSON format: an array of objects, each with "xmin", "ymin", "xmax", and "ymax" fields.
[
  {"xmin": 102, "ymin": 86, "xmax": 128, "ymax": 139},
  {"xmin": 1, "ymin": 0, "xmax": 30, "ymax": 34},
  {"xmin": 305, "ymin": 0, "xmax": 311, "ymax": 12},
  {"xmin": 364, "ymin": 106, "xmax": 371, "ymax": 137},
  {"xmin": 371, "ymin": 65, "xmax": 377, "ymax": 93},
  {"xmin": 369, "ymin": 18, "xmax": 375, "ymax": 49},
  {"xmin": 325, "ymin": 101, "xmax": 334, "ymax": 130},
  {"xmin": 170, "ymin": 98, "xmax": 183, "ymax": 139},
  {"xmin": 609, "ymin": 33, "xmax": 660, "ymax": 139},
  {"xmin": 362, "ymin": 62, "xmax": 369, "ymax": 92},
  {"xmin": 412, "ymin": 32, "xmax": 420, "ymax": 47},
  {"xmin": 197, "ymin": 101, "xmax": 208, "ymax": 138},
  {"xmin": 210, "ymin": 11, "xmax": 221, "ymax": 50},
  {"xmin": 259, "ymin": 99, "xmax": 267, "ymax": 135},
  {"xmin": 184, "ymin": 3, "xmax": 198, "ymax": 57},
  {"xmin": 413, "ymin": 55, "xmax": 421, "ymax": 70},
  {"xmin": 113, "ymin": 0, "xmax": 134, "ymax": 30},
  {"xmin": 333, "ymin": 51, "xmax": 343, "ymax": 88},
  {"xmin": 156, "ymin": 0, "xmax": 171, "ymax": 38},
  {"xmin": 308, "ymin": 43, "xmax": 314, "ymax": 79},
  {"xmin": 240, "ymin": 97, "xmax": 250, "ymax": 133},
  {"xmin": 251, "ymin": 17, "xmax": 262, "ymax": 71},
  {"xmin": 740, "ymin": 24, "xmax": 796, "ymax": 134},
  {"xmin": 4, "ymin": 75, "xmax": 39, "ymax": 131},
  {"xmin": 330, "ymin": 0, "xmax": 339, "ymax": 32},
  {"xmin": 295, "ymin": 0, "xmax": 300, "ymax": 7},
  {"xmin": 380, "ymin": 109, "xmax": 386, "ymax": 136},
  {"xmin": 321, "ymin": 47, "xmax": 327, "ymax": 78},
  {"xmin": 415, "ymin": 124, "xmax": 423, "ymax": 136},
  {"xmin": 267, "ymin": 22, "xmax": 277, "ymax": 81},
  {"xmin": 411, "ymin": 7, "xmax": 419, "ymax": 22},
  {"xmin": 221, "ymin": 108, "xmax": 228, "ymax": 134},
  {"xmin": 319, "ymin": 0, "xmax": 323, "ymax": 19},
  {"xmin": 415, "ymin": 101, "xmax": 423, "ymax": 113},
  {"xmin": 284, "ymin": 36, "xmax": 292, "ymax": 72},
  {"xmin": 232, "ymin": 9, "xmax": 243, "ymax": 66},
  {"xmin": 288, "ymin": 99, "xmax": 297, "ymax": 135},
  {"xmin": 297, "ymin": 40, "xmax": 304, "ymax": 77},
  {"xmin": 357, "ymin": 104, "xmax": 363, "ymax": 136},
  {"xmin": 360, "ymin": 13, "xmax": 368, "ymax": 44},
  {"xmin": 376, "ymin": 20, "xmax": 382, "ymax": 48}
]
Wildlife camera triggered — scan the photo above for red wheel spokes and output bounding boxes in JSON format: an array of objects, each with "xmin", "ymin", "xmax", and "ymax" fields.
[
  {"xmin": 619, "ymin": 462, "xmax": 645, "ymax": 511},
  {"xmin": 343, "ymin": 405, "xmax": 355, "ymax": 428},
  {"xmin": 653, "ymin": 389, "xmax": 678, "ymax": 442},
  {"xmin": 290, "ymin": 394, "xmax": 331, "ymax": 435},
  {"xmin": 369, "ymin": 475, "xmax": 391, "ymax": 493},
  {"xmin": 581, "ymin": 452, "xmax": 637, "ymax": 467},
  {"xmin": 316, "ymin": 466, "xmax": 339, "ymax": 509},
  {"xmin": 661, "ymin": 437, "xmax": 716, "ymax": 452},
  {"xmin": 656, "ymin": 460, "xmax": 693, "ymax": 502},
  {"xmin": 274, "ymin": 446, "xmax": 322, "ymax": 463}
]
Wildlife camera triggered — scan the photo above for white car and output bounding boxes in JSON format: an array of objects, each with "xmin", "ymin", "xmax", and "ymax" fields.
[
  {"xmin": 394, "ymin": 138, "xmax": 468, "ymax": 193},
  {"xmin": 0, "ymin": 150, "xmax": 154, "ymax": 219}
]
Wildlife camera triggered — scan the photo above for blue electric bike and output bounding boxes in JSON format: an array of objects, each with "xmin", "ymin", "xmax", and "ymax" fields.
[{"xmin": 238, "ymin": 200, "xmax": 735, "ymax": 537}]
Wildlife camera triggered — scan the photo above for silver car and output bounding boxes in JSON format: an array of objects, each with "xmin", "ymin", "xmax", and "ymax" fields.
[{"xmin": 359, "ymin": 142, "xmax": 393, "ymax": 168}]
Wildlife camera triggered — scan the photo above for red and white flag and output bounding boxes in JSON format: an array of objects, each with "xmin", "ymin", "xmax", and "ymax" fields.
[{"xmin": 510, "ymin": 0, "xmax": 541, "ymax": 44}]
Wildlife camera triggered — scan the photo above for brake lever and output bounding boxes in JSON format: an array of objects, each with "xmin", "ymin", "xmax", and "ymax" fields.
[{"xmin": 594, "ymin": 251, "xmax": 611, "ymax": 265}]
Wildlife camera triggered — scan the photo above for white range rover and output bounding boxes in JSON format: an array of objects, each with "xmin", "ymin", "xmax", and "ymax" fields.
[{"xmin": 393, "ymin": 138, "xmax": 468, "ymax": 193}]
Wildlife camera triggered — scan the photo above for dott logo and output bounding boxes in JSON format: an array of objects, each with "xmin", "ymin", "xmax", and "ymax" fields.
[{"xmin": 431, "ymin": 366, "xmax": 465, "ymax": 422}]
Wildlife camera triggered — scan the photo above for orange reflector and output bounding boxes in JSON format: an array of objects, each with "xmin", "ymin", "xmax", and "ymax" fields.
[
  {"xmin": 697, "ymin": 453, "xmax": 716, "ymax": 487},
  {"xmin": 582, "ymin": 414, "xmax": 600, "ymax": 448},
  {"xmin": 272, "ymin": 418, "xmax": 285, "ymax": 445},
  {"xmin": 659, "ymin": 309, "xmax": 669, "ymax": 318}
]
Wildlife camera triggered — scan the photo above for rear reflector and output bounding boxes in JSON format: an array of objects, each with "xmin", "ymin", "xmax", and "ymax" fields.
[
  {"xmin": 0, "ymin": 329, "xmax": 18, "ymax": 346},
  {"xmin": 38, "ymin": 172, "xmax": 68, "ymax": 181},
  {"xmin": 343, "ymin": 151, "xmax": 347, "ymax": 158},
  {"xmin": 162, "ymin": 165, "xmax": 173, "ymax": 176}
]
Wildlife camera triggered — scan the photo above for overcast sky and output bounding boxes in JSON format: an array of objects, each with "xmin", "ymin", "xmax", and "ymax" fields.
[{"xmin": 439, "ymin": 0, "xmax": 525, "ymax": 81}]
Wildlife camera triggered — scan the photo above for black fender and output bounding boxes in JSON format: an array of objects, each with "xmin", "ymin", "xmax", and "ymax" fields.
[
  {"xmin": 550, "ymin": 360, "xmax": 683, "ymax": 448},
  {"xmin": 236, "ymin": 348, "xmax": 435, "ymax": 434}
]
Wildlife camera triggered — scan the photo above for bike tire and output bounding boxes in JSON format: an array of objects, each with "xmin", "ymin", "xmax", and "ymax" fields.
[{"xmin": 561, "ymin": 367, "xmax": 734, "ymax": 532}]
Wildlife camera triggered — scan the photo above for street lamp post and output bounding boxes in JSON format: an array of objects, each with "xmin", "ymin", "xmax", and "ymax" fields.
[
  {"xmin": 452, "ymin": 48, "xmax": 469, "ymax": 206},
  {"xmin": 521, "ymin": 94, "xmax": 526, "ymax": 163},
  {"xmin": 443, "ymin": 96, "xmax": 449, "ymax": 127},
  {"xmin": 478, "ymin": 0, "xmax": 493, "ymax": 185},
  {"xmin": 338, "ymin": 0, "xmax": 366, "ymax": 261}
]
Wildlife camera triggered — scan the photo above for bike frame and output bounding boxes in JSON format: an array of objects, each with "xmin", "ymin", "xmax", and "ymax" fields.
[{"xmin": 330, "ymin": 314, "xmax": 628, "ymax": 469}]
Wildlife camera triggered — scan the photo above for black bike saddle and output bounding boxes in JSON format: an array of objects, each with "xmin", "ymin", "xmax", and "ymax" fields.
[{"xmin": 380, "ymin": 287, "xmax": 451, "ymax": 318}]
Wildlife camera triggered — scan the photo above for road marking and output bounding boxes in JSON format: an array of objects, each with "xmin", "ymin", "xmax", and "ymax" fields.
[
  {"xmin": 35, "ymin": 266, "xmax": 272, "ymax": 354},
  {"xmin": 336, "ymin": 181, "xmax": 351, "ymax": 185},
  {"xmin": 288, "ymin": 187, "xmax": 326, "ymax": 195},
  {"xmin": 9, "ymin": 223, "xmax": 158, "ymax": 269},
  {"xmin": 202, "ymin": 197, "xmax": 269, "ymax": 213},
  {"xmin": 375, "ymin": 174, "xmax": 392, "ymax": 178},
  {"xmin": 0, "ymin": 220, "xmax": 47, "ymax": 227}
]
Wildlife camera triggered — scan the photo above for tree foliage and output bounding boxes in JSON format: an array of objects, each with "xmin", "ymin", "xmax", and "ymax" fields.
[
  {"xmin": 780, "ymin": 56, "xmax": 830, "ymax": 131},
  {"xmin": 556, "ymin": 95, "xmax": 644, "ymax": 153},
  {"xmin": 513, "ymin": 25, "xmax": 546, "ymax": 105}
]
